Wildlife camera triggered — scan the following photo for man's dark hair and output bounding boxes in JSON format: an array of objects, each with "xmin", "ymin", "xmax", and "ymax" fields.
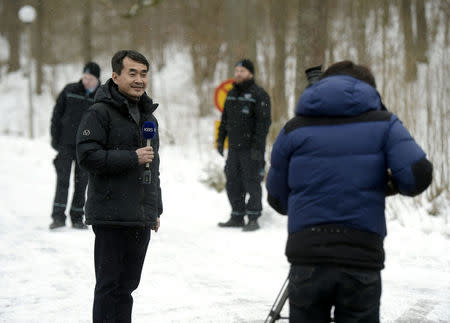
[
  {"xmin": 319, "ymin": 60, "xmax": 376, "ymax": 88},
  {"xmin": 111, "ymin": 50, "xmax": 149, "ymax": 75}
]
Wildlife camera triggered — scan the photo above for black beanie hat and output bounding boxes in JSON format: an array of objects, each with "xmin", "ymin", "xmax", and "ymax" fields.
[
  {"xmin": 236, "ymin": 58, "xmax": 254, "ymax": 75},
  {"xmin": 83, "ymin": 62, "xmax": 101, "ymax": 79}
]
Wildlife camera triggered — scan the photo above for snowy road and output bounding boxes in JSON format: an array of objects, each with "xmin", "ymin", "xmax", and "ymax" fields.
[{"xmin": 0, "ymin": 136, "xmax": 449, "ymax": 322}]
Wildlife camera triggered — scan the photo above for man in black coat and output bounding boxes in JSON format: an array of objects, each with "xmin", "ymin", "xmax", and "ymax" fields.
[
  {"xmin": 49, "ymin": 62, "xmax": 100, "ymax": 229},
  {"xmin": 76, "ymin": 50, "xmax": 162, "ymax": 323},
  {"xmin": 217, "ymin": 59, "xmax": 271, "ymax": 231}
]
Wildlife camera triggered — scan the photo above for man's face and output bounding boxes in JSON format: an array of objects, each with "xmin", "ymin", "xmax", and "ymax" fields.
[
  {"xmin": 112, "ymin": 57, "xmax": 148, "ymax": 100},
  {"xmin": 82, "ymin": 73, "xmax": 99, "ymax": 91},
  {"xmin": 234, "ymin": 66, "xmax": 253, "ymax": 84}
]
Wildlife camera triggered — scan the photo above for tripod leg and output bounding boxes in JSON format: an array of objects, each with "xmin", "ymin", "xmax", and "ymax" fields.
[{"xmin": 265, "ymin": 276, "xmax": 289, "ymax": 323}]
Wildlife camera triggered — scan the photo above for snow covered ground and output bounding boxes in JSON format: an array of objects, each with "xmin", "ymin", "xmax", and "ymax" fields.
[{"xmin": 0, "ymin": 135, "xmax": 449, "ymax": 323}]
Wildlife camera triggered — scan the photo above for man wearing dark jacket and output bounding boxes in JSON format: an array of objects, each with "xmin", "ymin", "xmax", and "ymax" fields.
[
  {"xmin": 266, "ymin": 61, "xmax": 433, "ymax": 322},
  {"xmin": 217, "ymin": 58, "xmax": 271, "ymax": 231},
  {"xmin": 49, "ymin": 62, "xmax": 100, "ymax": 229},
  {"xmin": 76, "ymin": 50, "xmax": 162, "ymax": 323}
]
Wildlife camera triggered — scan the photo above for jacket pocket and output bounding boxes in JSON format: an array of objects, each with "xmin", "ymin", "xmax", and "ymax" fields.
[
  {"xmin": 340, "ymin": 268, "xmax": 380, "ymax": 286},
  {"xmin": 289, "ymin": 265, "xmax": 315, "ymax": 284},
  {"xmin": 288, "ymin": 265, "xmax": 316, "ymax": 308},
  {"xmin": 91, "ymin": 174, "xmax": 111, "ymax": 201}
]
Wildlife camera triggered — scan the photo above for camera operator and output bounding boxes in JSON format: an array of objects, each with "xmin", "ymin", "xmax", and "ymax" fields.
[{"xmin": 266, "ymin": 61, "xmax": 432, "ymax": 322}]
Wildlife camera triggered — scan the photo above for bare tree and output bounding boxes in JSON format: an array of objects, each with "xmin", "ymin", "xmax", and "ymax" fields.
[
  {"xmin": 353, "ymin": 0, "xmax": 369, "ymax": 65},
  {"xmin": 35, "ymin": 0, "xmax": 44, "ymax": 94},
  {"xmin": 401, "ymin": 0, "xmax": 417, "ymax": 82},
  {"xmin": 294, "ymin": 0, "xmax": 328, "ymax": 98},
  {"xmin": 225, "ymin": 0, "xmax": 258, "ymax": 77},
  {"xmin": 415, "ymin": 0, "xmax": 428, "ymax": 63},
  {"xmin": 270, "ymin": 0, "xmax": 288, "ymax": 125},
  {"xmin": 183, "ymin": 0, "xmax": 224, "ymax": 116},
  {"xmin": 82, "ymin": 0, "xmax": 93, "ymax": 63},
  {"xmin": 381, "ymin": 0, "xmax": 390, "ymax": 98},
  {"xmin": 3, "ymin": 0, "xmax": 21, "ymax": 72}
]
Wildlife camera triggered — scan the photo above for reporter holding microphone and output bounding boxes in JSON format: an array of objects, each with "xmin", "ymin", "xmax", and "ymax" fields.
[{"xmin": 76, "ymin": 50, "xmax": 162, "ymax": 323}]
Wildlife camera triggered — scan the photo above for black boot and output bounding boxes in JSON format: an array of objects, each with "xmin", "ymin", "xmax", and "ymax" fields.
[
  {"xmin": 243, "ymin": 219, "xmax": 260, "ymax": 232},
  {"xmin": 72, "ymin": 221, "xmax": 88, "ymax": 229},
  {"xmin": 218, "ymin": 217, "xmax": 245, "ymax": 228},
  {"xmin": 71, "ymin": 214, "xmax": 88, "ymax": 230},
  {"xmin": 49, "ymin": 219, "xmax": 65, "ymax": 230}
]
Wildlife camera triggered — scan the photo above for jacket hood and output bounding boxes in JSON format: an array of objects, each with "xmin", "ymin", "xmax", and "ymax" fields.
[
  {"xmin": 94, "ymin": 79, "xmax": 158, "ymax": 115},
  {"xmin": 296, "ymin": 75, "xmax": 382, "ymax": 117}
]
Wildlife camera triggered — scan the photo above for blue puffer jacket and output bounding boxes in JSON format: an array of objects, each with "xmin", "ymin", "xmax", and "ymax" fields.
[{"xmin": 267, "ymin": 75, "xmax": 431, "ymax": 238}]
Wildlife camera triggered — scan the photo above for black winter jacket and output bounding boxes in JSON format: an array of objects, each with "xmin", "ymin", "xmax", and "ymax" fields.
[
  {"xmin": 76, "ymin": 79, "xmax": 162, "ymax": 227},
  {"xmin": 217, "ymin": 79, "xmax": 271, "ymax": 157},
  {"xmin": 51, "ymin": 80, "xmax": 98, "ymax": 148}
]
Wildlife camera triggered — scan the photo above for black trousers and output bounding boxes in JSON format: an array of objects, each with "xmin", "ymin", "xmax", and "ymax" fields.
[
  {"xmin": 289, "ymin": 265, "xmax": 381, "ymax": 323},
  {"xmin": 92, "ymin": 225, "xmax": 151, "ymax": 323},
  {"xmin": 225, "ymin": 149, "xmax": 263, "ymax": 219},
  {"xmin": 51, "ymin": 145, "xmax": 88, "ymax": 223}
]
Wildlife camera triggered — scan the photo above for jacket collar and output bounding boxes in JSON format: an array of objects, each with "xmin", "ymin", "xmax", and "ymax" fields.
[
  {"xmin": 233, "ymin": 78, "xmax": 255, "ymax": 92},
  {"xmin": 94, "ymin": 79, "xmax": 158, "ymax": 116},
  {"xmin": 76, "ymin": 79, "xmax": 99, "ymax": 97}
]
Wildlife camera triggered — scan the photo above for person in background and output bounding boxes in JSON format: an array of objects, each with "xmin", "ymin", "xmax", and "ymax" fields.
[
  {"xmin": 266, "ymin": 61, "xmax": 433, "ymax": 322},
  {"xmin": 217, "ymin": 58, "xmax": 271, "ymax": 232},
  {"xmin": 77, "ymin": 50, "xmax": 162, "ymax": 323},
  {"xmin": 49, "ymin": 62, "xmax": 101, "ymax": 230}
]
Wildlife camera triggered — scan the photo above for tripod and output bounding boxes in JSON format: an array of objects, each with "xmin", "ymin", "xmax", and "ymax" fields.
[
  {"xmin": 265, "ymin": 275, "xmax": 335, "ymax": 322},
  {"xmin": 265, "ymin": 276, "xmax": 289, "ymax": 323}
]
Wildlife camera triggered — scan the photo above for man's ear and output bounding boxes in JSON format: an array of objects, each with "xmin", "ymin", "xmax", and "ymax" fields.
[{"xmin": 112, "ymin": 72, "xmax": 119, "ymax": 84}]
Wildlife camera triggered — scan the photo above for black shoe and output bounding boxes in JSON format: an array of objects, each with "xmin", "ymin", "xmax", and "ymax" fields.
[
  {"xmin": 72, "ymin": 222, "xmax": 88, "ymax": 230},
  {"xmin": 218, "ymin": 217, "xmax": 245, "ymax": 228},
  {"xmin": 49, "ymin": 220, "xmax": 65, "ymax": 230},
  {"xmin": 243, "ymin": 219, "xmax": 260, "ymax": 232}
]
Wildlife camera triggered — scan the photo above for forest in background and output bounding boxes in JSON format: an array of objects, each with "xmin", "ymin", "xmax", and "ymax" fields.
[{"xmin": 0, "ymin": 0, "xmax": 449, "ymax": 214}]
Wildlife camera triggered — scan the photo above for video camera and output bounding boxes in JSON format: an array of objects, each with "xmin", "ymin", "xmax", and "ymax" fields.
[{"xmin": 305, "ymin": 65, "xmax": 322, "ymax": 87}]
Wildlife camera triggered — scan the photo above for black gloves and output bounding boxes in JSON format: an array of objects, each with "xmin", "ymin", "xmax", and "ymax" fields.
[
  {"xmin": 217, "ymin": 143, "xmax": 224, "ymax": 157},
  {"xmin": 385, "ymin": 169, "xmax": 399, "ymax": 196}
]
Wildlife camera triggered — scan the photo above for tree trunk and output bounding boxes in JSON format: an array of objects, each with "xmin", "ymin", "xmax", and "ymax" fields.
[
  {"xmin": 244, "ymin": 0, "xmax": 257, "ymax": 65},
  {"xmin": 415, "ymin": 0, "xmax": 428, "ymax": 63},
  {"xmin": 225, "ymin": 0, "xmax": 258, "ymax": 76},
  {"xmin": 354, "ymin": 0, "xmax": 369, "ymax": 65},
  {"xmin": 4, "ymin": 0, "xmax": 21, "ymax": 72},
  {"xmin": 381, "ymin": 0, "xmax": 390, "ymax": 98},
  {"xmin": 35, "ymin": 0, "xmax": 44, "ymax": 94},
  {"xmin": 190, "ymin": 43, "xmax": 219, "ymax": 117},
  {"xmin": 270, "ymin": 0, "xmax": 288, "ymax": 125},
  {"xmin": 326, "ymin": 0, "xmax": 337, "ymax": 65},
  {"xmin": 401, "ymin": 0, "xmax": 417, "ymax": 82},
  {"xmin": 82, "ymin": 0, "xmax": 93, "ymax": 63},
  {"xmin": 184, "ymin": 0, "xmax": 223, "ymax": 117},
  {"xmin": 226, "ymin": 0, "xmax": 242, "ymax": 77},
  {"xmin": 295, "ymin": 0, "xmax": 327, "ymax": 99}
]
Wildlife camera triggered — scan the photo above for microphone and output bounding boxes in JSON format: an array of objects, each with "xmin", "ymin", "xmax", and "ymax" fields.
[{"xmin": 142, "ymin": 121, "xmax": 156, "ymax": 184}]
